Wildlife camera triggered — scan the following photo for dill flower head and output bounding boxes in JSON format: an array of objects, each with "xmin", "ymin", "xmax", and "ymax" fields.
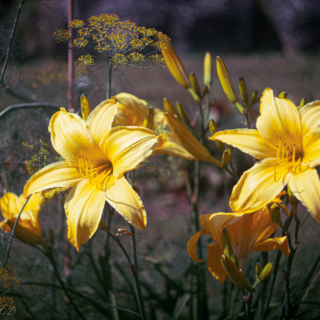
[{"xmin": 54, "ymin": 13, "xmax": 170, "ymax": 68}]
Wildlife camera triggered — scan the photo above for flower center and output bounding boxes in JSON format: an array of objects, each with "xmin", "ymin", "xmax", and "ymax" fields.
[
  {"xmin": 276, "ymin": 139, "xmax": 302, "ymax": 172},
  {"xmin": 79, "ymin": 154, "xmax": 112, "ymax": 190}
]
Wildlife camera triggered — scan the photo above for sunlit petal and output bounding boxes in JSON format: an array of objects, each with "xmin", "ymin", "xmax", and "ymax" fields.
[
  {"xmin": 207, "ymin": 243, "xmax": 226, "ymax": 283},
  {"xmin": 106, "ymin": 176, "xmax": 147, "ymax": 230},
  {"xmin": 187, "ymin": 229, "xmax": 209, "ymax": 262},
  {"xmin": 65, "ymin": 179, "xmax": 106, "ymax": 251},
  {"xmin": 302, "ymin": 128, "xmax": 320, "ymax": 168},
  {"xmin": 24, "ymin": 161, "xmax": 83, "ymax": 197},
  {"xmin": 230, "ymin": 159, "xmax": 290, "ymax": 213},
  {"xmin": 254, "ymin": 236, "xmax": 290, "ymax": 256},
  {"xmin": 0, "ymin": 193, "xmax": 21, "ymax": 219},
  {"xmin": 288, "ymin": 168, "xmax": 320, "ymax": 225},
  {"xmin": 211, "ymin": 129, "xmax": 277, "ymax": 160},
  {"xmin": 257, "ymin": 88, "xmax": 302, "ymax": 153},
  {"xmin": 86, "ymin": 99, "xmax": 118, "ymax": 143},
  {"xmin": 299, "ymin": 100, "xmax": 320, "ymax": 134},
  {"xmin": 49, "ymin": 108, "xmax": 105, "ymax": 166},
  {"xmin": 19, "ymin": 192, "xmax": 43, "ymax": 214},
  {"xmin": 100, "ymin": 126, "xmax": 159, "ymax": 178}
]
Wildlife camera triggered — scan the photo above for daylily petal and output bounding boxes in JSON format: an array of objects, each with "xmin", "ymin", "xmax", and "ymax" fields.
[
  {"xmin": 86, "ymin": 99, "xmax": 118, "ymax": 143},
  {"xmin": 49, "ymin": 108, "xmax": 105, "ymax": 166},
  {"xmin": 254, "ymin": 236, "xmax": 290, "ymax": 256},
  {"xmin": 207, "ymin": 243, "xmax": 226, "ymax": 283},
  {"xmin": 199, "ymin": 212, "xmax": 243, "ymax": 243},
  {"xmin": 211, "ymin": 129, "xmax": 277, "ymax": 160},
  {"xmin": 257, "ymin": 88, "xmax": 302, "ymax": 153},
  {"xmin": 65, "ymin": 179, "xmax": 106, "ymax": 251},
  {"xmin": 113, "ymin": 93, "xmax": 148, "ymax": 127},
  {"xmin": 0, "ymin": 193, "xmax": 21, "ymax": 219},
  {"xmin": 302, "ymin": 127, "xmax": 320, "ymax": 168},
  {"xmin": 105, "ymin": 176, "xmax": 147, "ymax": 230},
  {"xmin": 100, "ymin": 126, "xmax": 159, "ymax": 178},
  {"xmin": 230, "ymin": 159, "xmax": 290, "ymax": 213},
  {"xmin": 19, "ymin": 192, "xmax": 42, "ymax": 213},
  {"xmin": 288, "ymin": 168, "xmax": 320, "ymax": 225},
  {"xmin": 24, "ymin": 161, "xmax": 83, "ymax": 197},
  {"xmin": 299, "ymin": 100, "xmax": 320, "ymax": 134},
  {"xmin": 156, "ymin": 131, "xmax": 195, "ymax": 160},
  {"xmin": 187, "ymin": 229, "xmax": 209, "ymax": 262}
]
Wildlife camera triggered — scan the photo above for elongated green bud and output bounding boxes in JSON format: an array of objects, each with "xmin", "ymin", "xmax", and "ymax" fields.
[
  {"xmin": 231, "ymin": 253, "xmax": 239, "ymax": 267},
  {"xmin": 299, "ymin": 98, "xmax": 306, "ymax": 109},
  {"xmin": 176, "ymin": 102, "xmax": 191, "ymax": 126},
  {"xmin": 238, "ymin": 77, "xmax": 248, "ymax": 106},
  {"xmin": 202, "ymin": 84, "xmax": 209, "ymax": 97},
  {"xmin": 287, "ymin": 185, "xmax": 297, "ymax": 216},
  {"xmin": 222, "ymin": 150, "xmax": 231, "ymax": 167},
  {"xmin": 255, "ymin": 262, "xmax": 261, "ymax": 276},
  {"xmin": 209, "ymin": 120, "xmax": 225, "ymax": 152},
  {"xmin": 80, "ymin": 94, "xmax": 92, "ymax": 121},
  {"xmin": 163, "ymin": 98, "xmax": 177, "ymax": 115},
  {"xmin": 216, "ymin": 56, "xmax": 239, "ymax": 105},
  {"xmin": 143, "ymin": 107, "xmax": 154, "ymax": 130},
  {"xmin": 227, "ymin": 145, "xmax": 233, "ymax": 157},
  {"xmin": 220, "ymin": 255, "xmax": 254, "ymax": 292},
  {"xmin": 189, "ymin": 72, "xmax": 201, "ymax": 97},
  {"xmin": 279, "ymin": 91, "xmax": 287, "ymax": 99},
  {"xmin": 250, "ymin": 90, "xmax": 259, "ymax": 106},
  {"xmin": 204, "ymin": 52, "xmax": 212, "ymax": 86},
  {"xmin": 257, "ymin": 262, "xmax": 274, "ymax": 283},
  {"xmin": 222, "ymin": 228, "xmax": 233, "ymax": 259},
  {"xmin": 267, "ymin": 203, "xmax": 282, "ymax": 226}
]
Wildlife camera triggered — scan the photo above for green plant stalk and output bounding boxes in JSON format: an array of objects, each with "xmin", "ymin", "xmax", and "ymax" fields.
[
  {"xmin": 46, "ymin": 250, "xmax": 87, "ymax": 320},
  {"xmin": 245, "ymin": 291, "xmax": 253, "ymax": 320},
  {"xmin": 3, "ymin": 194, "xmax": 32, "ymax": 266},
  {"xmin": 107, "ymin": 61, "xmax": 113, "ymax": 99},
  {"xmin": 258, "ymin": 252, "xmax": 268, "ymax": 320},
  {"xmin": 263, "ymin": 214, "xmax": 294, "ymax": 319},
  {"xmin": 0, "ymin": 0, "xmax": 26, "ymax": 84}
]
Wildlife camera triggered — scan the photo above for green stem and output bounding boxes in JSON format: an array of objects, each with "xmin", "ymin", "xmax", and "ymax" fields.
[
  {"xmin": 0, "ymin": 0, "xmax": 26, "ymax": 84},
  {"xmin": 258, "ymin": 252, "xmax": 268, "ymax": 320},
  {"xmin": 47, "ymin": 251, "xmax": 87, "ymax": 320},
  {"xmin": 107, "ymin": 61, "xmax": 112, "ymax": 99},
  {"xmin": 3, "ymin": 195, "xmax": 32, "ymax": 266},
  {"xmin": 129, "ymin": 225, "xmax": 147, "ymax": 320},
  {"xmin": 245, "ymin": 292, "xmax": 253, "ymax": 320}
]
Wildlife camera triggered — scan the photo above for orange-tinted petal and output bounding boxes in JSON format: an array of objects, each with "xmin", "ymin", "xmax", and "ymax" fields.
[
  {"xmin": 254, "ymin": 236, "xmax": 290, "ymax": 256},
  {"xmin": 187, "ymin": 229, "xmax": 209, "ymax": 262},
  {"xmin": 207, "ymin": 243, "xmax": 226, "ymax": 283}
]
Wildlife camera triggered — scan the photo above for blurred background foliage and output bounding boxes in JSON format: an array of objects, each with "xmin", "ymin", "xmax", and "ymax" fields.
[{"xmin": 0, "ymin": 0, "xmax": 320, "ymax": 319}]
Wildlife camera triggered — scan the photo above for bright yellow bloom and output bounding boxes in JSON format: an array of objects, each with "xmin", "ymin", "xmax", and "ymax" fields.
[
  {"xmin": 24, "ymin": 100, "xmax": 160, "ymax": 250},
  {"xmin": 187, "ymin": 206, "xmax": 289, "ymax": 283},
  {"xmin": 0, "ymin": 193, "xmax": 46, "ymax": 248},
  {"xmin": 112, "ymin": 93, "xmax": 195, "ymax": 161},
  {"xmin": 211, "ymin": 88, "xmax": 320, "ymax": 224}
]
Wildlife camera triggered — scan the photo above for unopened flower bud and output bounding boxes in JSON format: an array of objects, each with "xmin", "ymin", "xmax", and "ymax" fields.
[
  {"xmin": 98, "ymin": 220, "xmax": 108, "ymax": 232},
  {"xmin": 161, "ymin": 42, "xmax": 190, "ymax": 89},
  {"xmin": 222, "ymin": 228, "xmax": 233, "ymax": 259},
  {"xmin": 257, "ymin": 262, "xmax": 274, "ymax": 283},
  {"xmin": 204, "ymin": 52, "xmax": 212, "ymax": 87},
  {"xmin": 238, "ymin": 77, "xmax": 248, "ymax": 106},
  {"xmin": 267, "ymin": 203, "xmax": 282, "ymax": 226},
  {"xmin": 209, "ymin": 120, "xmax": 225, "ymax": 152},
  {"xmin": 80, "ymin": 94, "xmax": 92, "ymax": 121},
  {"xmin": 222, "ymin": 150, "xmax": 231, "ymax": 167},
  {"xmin": 163, "ymin": 98, "xmax": 177, "ymax": 115},
  {"xmin": 176, "ymin": 102, "xmax": 191, "ymax": 126},
  {"xmin": 287, "ymin": 185, "xmax": 297, "ymax": 216},
  {"xmin": 220, "ymin": 254, "xmax": 254, "ymax": 292},
  {"xmin": 202, "ymin": 85, "xmax": 210, "ymax": 97},
  {"xmin": 299, "ymin": 98, "xmax": 306, "ymax": 109},
  {"xmin": 231, "ymin": 253, "xmax": 239, "ymax": 267},
  {"xmin": 279, "ymin": 92, "xmax": 287, "ymax": 99},
  {"xmin": 142, "ymin": 107, "xmax": 154, "ymax": 130},
  {"xmin": 250, "ymin": 90, "xmax": 259, "ymax": 106},
  {"xmin": 189, "ymin": 72, "xmax": 201, "ymax": 97},
  {"xmin": 255, "ymin": 262, "xmax": 261, "ymax": 276},
  {"xmin": 216, "ymin": 56, "xmax": 240, "ymax": 105}
]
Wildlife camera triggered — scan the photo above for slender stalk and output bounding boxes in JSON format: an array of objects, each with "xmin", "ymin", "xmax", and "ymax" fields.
[
  {"xmin": 67, "ymin": 0, "xmax": 74, "ymax": 111},
  {"xmin": 129, "ymin": 225, "xmax": 147, "ymax": 320},
  {"xmin": 258, "ymin": 252, "xmax": 268, "ymax": 320},
  {"xmin": 0, "ymin": 0, "xmax": 26, "ymax": 84},
  {"xmin": 3, "ymin": 195, "xmax": 32, "ymax": 266},
  {"xmin": 47, "ymin": 250, "xmax": 87, "ymax": 320},
  {"xmin": 106, "ymin": 62, "xmax": 112, "ymax": 99}
]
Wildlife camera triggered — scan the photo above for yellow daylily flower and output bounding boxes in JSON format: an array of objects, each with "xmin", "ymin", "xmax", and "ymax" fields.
[
  {"xmin": 211, "ymin": 88, "xmax": 320, "ymax": 224},
  {"xmin": 112, "ymin": 92, "xmax": 195, "ymax": 161},
  {"xmin": 187, "ymin": 206, "xmax": 289, "ymax": 283},
  {"xmin": 24, "ymin": 100, "xmax": 160, "ymax": 250},
  {"xmin": 0, "ymin": 192, "xmax": 47, "ymax": 248}
]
